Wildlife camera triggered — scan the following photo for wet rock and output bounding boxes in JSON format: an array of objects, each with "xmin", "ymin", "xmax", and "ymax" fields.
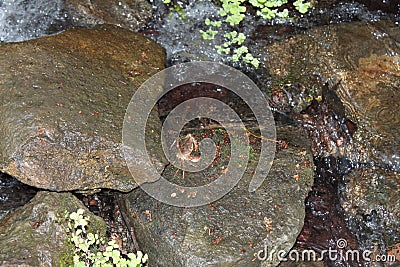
[
  {"xmin": 354, "ymin": 0, "xmax": 400, "ymax": 14},
  {"xmin": 65, "ymin": 0, "xmax": 153, "ymax": 31},
  {"xmin": 295, "ymin": 82, "xmax": 357, "ymax": 159},
  {"xmin": 0, "ymin": 25, "xmax": 166, "ymax": 191},
  {"xmin": 262, "ymin": 20, "xmax": 400, "ymax": 171},
  {"xmin": 296, "ymin": 157, "xmax": 362, "ymax": 267},
  {"xmin": 340, "ymin": 167, "xmax": 400, "ymax": 252},
  {"xmin": 0, "ymin": 191, "xmax": 107, "ymax": 266},
  {"xmin": 123, "ymin": 126, "xmax": 314, "ymax": 266},
  {"xmin": 261, "ymin": 20, "xmax": 400, "ymax": 264}
]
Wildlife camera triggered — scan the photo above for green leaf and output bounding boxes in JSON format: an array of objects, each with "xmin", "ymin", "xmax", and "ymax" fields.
[
  {"xmin": 211, "ymin": 20, "xmax": 222, "ymax": 27},
  {"xmin": 75, "ymin": 229, "xmax": 82, "ymax": 236},
  {"xmin": 223, "ymin": 41, "xmax": 231, "ymax": 48},
  {"xmin": 111, "ymin": 249, "xmax": 120, "ymax": 263},
  {"xmin": 224, "ymin": 31, "xmax": 237, "ymax": 39},
  {"xmin": 259, "ymin": 7, "xmax": 277, "ymax": 19},
  {"xmin": 77, "ymin": 218, "xmax": 88, "ymax": 228},
  {"xmin": 127, "ymin": 253, "xmax": 137, "ymax": 260},
  {"xmin": 200, "ymin": 29, "xmax": 218, "ymax": 40},
  {"xmin": 226, "ymin": 13, "xmax": 245, "ymax": 26},
  {"xmin": 77, "ymin": 209, "xmax": 85, "ymax": 215},
  {"xmin": 251, "ymin": 58, "xmax": 260, "ymax": 68},
  {"xmin": 218, "ymin": 9, "xmax": 227, "ymax": 16},
  {"xmin": 243, "ymin": 53, "xmax": 254, "ymax": 61},
  {"xmin": 234, "ymin": 45, "xmax": 248, "ymax": 55},
  {"xmin": 142, "ymin": 253, "xmax": 148, "ymax": 263},
  {"xmin": 69, "ymin": 212, "xmax": 80, "ymax": 221},
  {"xmin": 277, "ymin": 9, "xmax": 289, "ymax": 18},
  {"xmin": 78, "ymin": 242, "xmax": 89, "ymax": 253},
  {"xmin": 231, "ymin": 54, "xmax": 240, "ymax": 62},
  {"xmin": 249, "ymin": 0, "xmax": 262, "ymax": 7},
  {"xmin": 294, "ymin": 0, "xmax": 311, "ymax": 13},
  {"xmin": 238, "ymin": 5, "xmax": 246, "ymax": 13},
  {"xmin": 205, "ymin": 18, "xmax": 211, "ymax": 26}
]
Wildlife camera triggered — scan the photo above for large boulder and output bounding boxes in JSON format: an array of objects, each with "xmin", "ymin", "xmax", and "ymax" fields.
[
  {"xmin": 0, "ymin": 24, "xmax": 166, "ymax": 191},
  {"xmin": 123, "ymin": 126, "xmax": 314, "ymax": 266},
  {"xmin": 0, "ymin": 191, "xmax": 107, "ymax": 266}
]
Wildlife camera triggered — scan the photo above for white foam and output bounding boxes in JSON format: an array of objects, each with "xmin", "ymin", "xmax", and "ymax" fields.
[{"xmin": 0, "ymin": 0, "xmax": 66, "ymax": 42}]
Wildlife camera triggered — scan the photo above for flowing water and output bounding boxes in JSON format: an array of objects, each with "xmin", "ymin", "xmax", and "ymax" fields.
[{"xmin": 0, "ymin": 0, "xmax": 69, "ymax": 42}]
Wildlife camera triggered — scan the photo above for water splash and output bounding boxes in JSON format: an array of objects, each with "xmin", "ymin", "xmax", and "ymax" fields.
[
  {"xmin": 146, "ymin": 0, "xmax": 232, "ymax": 66},
  {"xmin": 0, "ymin": 0, "xmax": 67, "ymax": 42}
]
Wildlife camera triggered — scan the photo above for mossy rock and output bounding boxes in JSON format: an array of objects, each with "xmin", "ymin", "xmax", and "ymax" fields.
[{"xmin": 0, "ymin": 191, "xmax": 107, "ymax": 266}]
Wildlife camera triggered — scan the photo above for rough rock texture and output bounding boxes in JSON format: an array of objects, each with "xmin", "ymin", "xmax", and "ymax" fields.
[
  {"xmin": 0, "ymin": 24, "xmax": 166, "ymax": 191},
  {"xmin": 340, "ymin": 167, "xmax": 400, "ymax": 250},
  {"xmin": 0, "ymin": 191, "xmax": 107, "ymax": 266},
  {"xmin": 65, "ymin": 0, "xmax": 153, "ymax": 31},
  {"xmin": 261, "ymin": 20, "xmax": 400, "ymax": 260},
  {"xmin": 124, "ymin": 126, "xmax": 314, "ymax": 266},
  {"xmin": 263, "ymin": 20, "xmax": 400, "ymax": 170}
]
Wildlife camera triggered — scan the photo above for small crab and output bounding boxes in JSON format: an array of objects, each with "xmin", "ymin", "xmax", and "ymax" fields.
[{"xmin": 172, "ymin": 133, "xmax": 201, "ymax": 178}]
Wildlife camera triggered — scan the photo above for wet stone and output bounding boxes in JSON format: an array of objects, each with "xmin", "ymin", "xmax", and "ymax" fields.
[
  {"xmin": 65, "ymin": 0, "xmax": 153, "ymax": 31},
  {"xmin": 0, "ymin": 24, "xmax": 166, "ymax": 191},
  {"xmin": 340, "ymin": 167, "xmax": 400, "ymax": 252},
  {"xmin": 262, "ymin": 20, "xmax": 400, "ymax": 171},
  {"xmin": 0, "ymin": 191, "xmax": 107, "ymax": 266},
  {"xmin": 260, "ymin": 20, "xmax": 400, "ymax": 264},
  {"xmin": 123, "ymin": 126, "xmax": 314, "ymax": 266}
]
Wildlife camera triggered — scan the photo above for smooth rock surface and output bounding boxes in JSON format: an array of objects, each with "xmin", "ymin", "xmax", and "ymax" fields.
[
  {"xmin": 124, "ymin": 126, "xmax": 314, "ymax": 266},
  {"xmin": 0, "ymin": 191, "xmax": 107, "ymax": 266},
  {"xmin": 0, "ymin": 24, "xmax": 166, "ymax": 191}
]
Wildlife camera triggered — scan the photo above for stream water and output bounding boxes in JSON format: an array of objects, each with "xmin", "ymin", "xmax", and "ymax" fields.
[{"xmin": 1, "ymin": 0, "xmax": 399, "ymax": 266}]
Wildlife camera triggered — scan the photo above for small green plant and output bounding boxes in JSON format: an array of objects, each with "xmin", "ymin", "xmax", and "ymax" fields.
[
  {"xmin": 163, "ymin": 0, "xmax": 186, "ymax": 19},
  {"xmin": 65, "ymin": 208, "xmax": 148, "ymax": 267},
  {"xmin": 163, "ymin": 0, "xmax": 312, "ymax": 68}
]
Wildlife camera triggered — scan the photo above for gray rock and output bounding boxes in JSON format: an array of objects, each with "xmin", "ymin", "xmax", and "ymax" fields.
[
  {"xmin": 65, "ymin": 0, "xmax": 153, "ymax": 32},
  {"xmin": 123, "ymin": 126, "xmax": 314, "ymax": 266},
  {"xmin": 0, "ymin": 191, "xmax": 107, "ymax": 266},
  {"xmin": 0, "ymin": 24, "xmax": 166, "ymax": 191}
]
